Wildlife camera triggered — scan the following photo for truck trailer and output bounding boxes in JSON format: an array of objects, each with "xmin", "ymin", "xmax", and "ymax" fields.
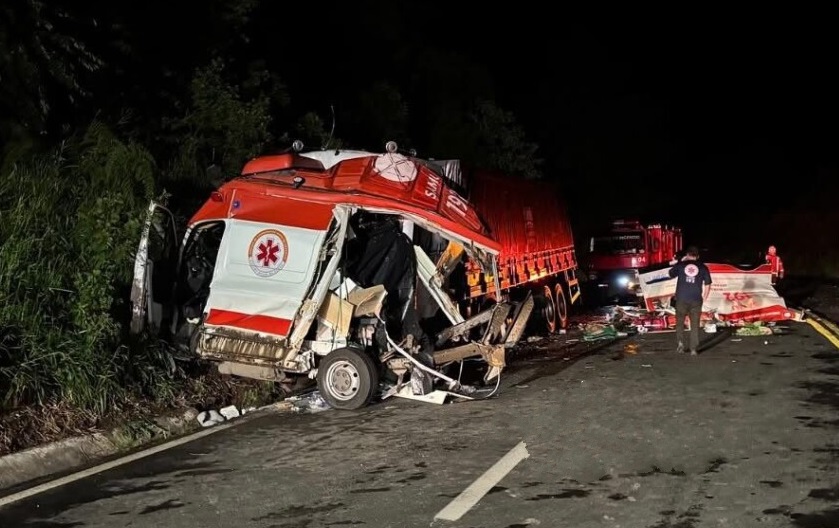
[
  {"xmin": 428, "ymin": 162, "xmax": 581, "ymax": 333},
  {"xmin": 129, "ymin": 143, "xmax": 581, "ymax": 409}
]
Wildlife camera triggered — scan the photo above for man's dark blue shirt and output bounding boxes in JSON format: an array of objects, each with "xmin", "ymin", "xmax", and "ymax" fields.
[{"xmin": 668, "ymin": 259, "xmax": 712, "ymax": 303}]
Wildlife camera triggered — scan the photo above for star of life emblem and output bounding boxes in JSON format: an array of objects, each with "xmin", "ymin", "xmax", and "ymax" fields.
[{"xmin": 248, "ymin": 229, "xmax": 289, "ymax": 277}]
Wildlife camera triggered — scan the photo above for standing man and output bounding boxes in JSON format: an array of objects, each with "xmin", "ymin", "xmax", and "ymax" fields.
[{"xmin": 668, "ymin": 245, "xmax": 712, "ymax": 355}]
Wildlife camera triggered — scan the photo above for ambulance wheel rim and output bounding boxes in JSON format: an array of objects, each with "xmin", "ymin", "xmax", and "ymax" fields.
[{"xmin": 324, "ymin": 360, "xmax": 360, "ymax": 401}]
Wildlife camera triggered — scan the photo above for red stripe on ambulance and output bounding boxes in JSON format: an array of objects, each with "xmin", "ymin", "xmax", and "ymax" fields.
[{"xmin": 205, "ymin": 309, "xmax": 292, "ymax": 336}]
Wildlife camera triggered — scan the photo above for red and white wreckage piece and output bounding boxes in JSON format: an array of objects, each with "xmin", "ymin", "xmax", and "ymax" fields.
[{"xmin": 635, "ymin": 259, "xmax": 801, "ymax": 330}]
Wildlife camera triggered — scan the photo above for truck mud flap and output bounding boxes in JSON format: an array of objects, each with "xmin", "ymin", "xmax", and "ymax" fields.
[{"xmin": 565, "ymin": 269, "xmax": 581, "ymax": 305}]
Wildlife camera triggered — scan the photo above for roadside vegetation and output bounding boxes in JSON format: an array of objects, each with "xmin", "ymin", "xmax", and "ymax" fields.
[{"xmin": 0, "ymin": 2, "xmax": 544, "ymax": 455}]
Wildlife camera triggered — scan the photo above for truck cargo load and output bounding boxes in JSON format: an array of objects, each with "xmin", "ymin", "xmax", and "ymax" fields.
[{"xmin": 426, "ymin": 163, "xmax": 581, "ymax": 333}]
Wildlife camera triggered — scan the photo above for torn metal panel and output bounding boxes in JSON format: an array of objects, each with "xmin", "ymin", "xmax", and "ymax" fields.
[
  {"xmin": 129, "ymin": 201, "xmax": 155, "ymax": 334},
  {"xmin": 481, "ymin": 303, "xmax": 512, "ymax": 344},
  {"xmin": 197, "ymin": 327, "xmax": 307, "ymax": 370},
  {"xmin": 435, "ymin": 240, "xmax": 465, "ymax": 281},
  {"xmin": 348, "ymin": 285, "xmax": 387, "ymax": 318},
  {"xmin": 432, "ymin": 342, "xmax": 484, "ymax": 365},
  {"xmin": 482, "ymin": 345, "xmax": 506, "ymax": 368},
  {"xmin": 287, "ymin": 206, "xmax": 351, "ymax": 352},
  {"xmin": 430, "ymin": 342, "xmax": 505, "ymax": 368},
  {"xmin": 130, "ymin": 200, "xmax": 178, "ymax": 336},
  {"xmin": 315, "ymin": 292, "xmax": 353, "ymax": 340},
  {"xmin": 415, "ymin": 245, "xmax": 465, "ymax": 325},
  {"xmin": 503, "ymin": 292, "xmax": 534, "ymax": 348},
  {"xmin": 388, "ymin": 385, "xmax": 474, "ymax": 405},
  {"xmin": 435, "ymin": 309, "xmax": 494, "ymax": 346}
]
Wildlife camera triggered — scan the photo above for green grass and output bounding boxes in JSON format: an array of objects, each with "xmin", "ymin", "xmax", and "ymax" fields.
[{"xmin": 0, "ymin": 122, "xmax": 171, "ymax": 414}]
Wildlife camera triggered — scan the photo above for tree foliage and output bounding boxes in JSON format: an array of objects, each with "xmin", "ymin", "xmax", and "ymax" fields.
[
  {"xmin": 469, "ymin": 100, "xmax": 543, "ymax": 179},
  {"xmin": 165, "ymin": 59, "xmax": 274, "ymax": 186},
  {"xmin": 0, "ymin": 123, "xmax": 169, "ymax": 412},
  {"xmin": 0, "ymin": 1, "xmax": 102, "ymax": 145}
]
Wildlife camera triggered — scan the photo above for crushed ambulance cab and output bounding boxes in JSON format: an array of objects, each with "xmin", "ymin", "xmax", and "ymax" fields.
[{"xmin": 129, "ymin": 143, "xmax": 534, "ymax": 410}]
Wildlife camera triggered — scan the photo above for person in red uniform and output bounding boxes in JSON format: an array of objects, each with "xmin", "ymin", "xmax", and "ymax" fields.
[{"xmin": 766, "ymin": 245, "xmax": 784, "ymax": 285}]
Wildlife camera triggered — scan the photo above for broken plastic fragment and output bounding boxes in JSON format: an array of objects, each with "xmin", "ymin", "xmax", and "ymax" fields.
[
  {"xmin": 197, "ymin": 410, "xmax": 225, "ymax": 427},
  {"xmin": 219, "ymin": 405, "xmax": 240, "ymax": 420}
]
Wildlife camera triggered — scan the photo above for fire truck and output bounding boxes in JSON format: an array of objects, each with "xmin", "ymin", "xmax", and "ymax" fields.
[
  {"xmin": 129, "ymin": 142, "xmax": 580, "ymax": 409},
  {"xmin": 584, "ymin": 219, "xmax": 682, "ymax": 304}
]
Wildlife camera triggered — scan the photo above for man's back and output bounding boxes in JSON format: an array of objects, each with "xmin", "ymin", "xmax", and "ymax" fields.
[
  {"xmin": 670, "ymin": 259, "xmax": 712, "ymax": 303},
  {"xmin": 668, "ymin": 246, "xmax": 712, "ymax": 355}
]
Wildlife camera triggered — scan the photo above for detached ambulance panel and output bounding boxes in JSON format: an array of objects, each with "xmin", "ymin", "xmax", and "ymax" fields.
[{"xmin": 637, "ymin": 262, "xmax": 802, "ymax": 324}]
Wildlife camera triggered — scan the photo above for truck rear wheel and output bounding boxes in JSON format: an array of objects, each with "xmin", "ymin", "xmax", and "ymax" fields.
[
  {"xmin": 317, "ymin": 347, "xmax": 379, "ymax": 410},
  {"xmin": 555, "ymin": 282, "xmax": 568, "ymax": 329},
  {"xmin": 540, "ymin": 285, "xmax": 557, "ymax": 334}
]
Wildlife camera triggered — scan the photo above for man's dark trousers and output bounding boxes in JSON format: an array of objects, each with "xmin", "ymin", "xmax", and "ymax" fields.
[{"xmin": 675, "ymin": 299, "xmax": 702, "ymax": 352}]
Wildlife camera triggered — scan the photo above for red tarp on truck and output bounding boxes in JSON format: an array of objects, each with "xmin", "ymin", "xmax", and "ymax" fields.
[{"xmin": 467, "ymin": 171, "xmax": 575, "ymax": 261}]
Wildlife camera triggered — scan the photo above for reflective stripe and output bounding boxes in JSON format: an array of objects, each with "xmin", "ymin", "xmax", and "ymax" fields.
[{"xmin": 205, "ymin": 309, "xmax": 292, "ymax": 336}]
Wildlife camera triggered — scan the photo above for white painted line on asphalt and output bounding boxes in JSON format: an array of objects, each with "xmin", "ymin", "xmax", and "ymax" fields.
[
  {"xmin": 0, "ymin": 420, "xmax": 240, "ymax": 508},
  {"xmin": 434, "ymin": 441, "xmax": 530, "ymax": 522}
]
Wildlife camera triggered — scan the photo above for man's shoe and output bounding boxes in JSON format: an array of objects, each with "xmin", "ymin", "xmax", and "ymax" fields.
[
  {"xmin": 690, "ymin": 349, "xmax": 698, "ymax": 356},
  {"xmin": 676, "ymin": 343, "xmax": 685, "ymax": 354}
]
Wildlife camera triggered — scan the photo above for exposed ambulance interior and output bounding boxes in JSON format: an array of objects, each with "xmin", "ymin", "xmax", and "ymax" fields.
[{"xmin": 130, "ymin": 143, "xmax": 534, "ymax": 409}]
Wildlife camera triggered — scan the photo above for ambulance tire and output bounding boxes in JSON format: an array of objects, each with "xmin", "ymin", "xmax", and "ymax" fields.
[{"xmin": 317, "ymin": 347, "xmax": 380, "ymax": 410}]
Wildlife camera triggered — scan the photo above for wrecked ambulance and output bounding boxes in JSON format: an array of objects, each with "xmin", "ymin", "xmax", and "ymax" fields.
[{"xmin": 130, "ymin": 143, "xmax": 552, "ymax": 410}]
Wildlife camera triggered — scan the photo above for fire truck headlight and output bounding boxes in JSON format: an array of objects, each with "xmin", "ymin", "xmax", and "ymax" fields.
[{"xmin": 617, "ymin": 276, "xmax": 630, "ymax": 287}]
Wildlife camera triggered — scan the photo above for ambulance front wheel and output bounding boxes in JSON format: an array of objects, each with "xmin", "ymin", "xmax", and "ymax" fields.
[{"xmin": 316, "ymin": 347, "xmax": 379, "ymax": 410}]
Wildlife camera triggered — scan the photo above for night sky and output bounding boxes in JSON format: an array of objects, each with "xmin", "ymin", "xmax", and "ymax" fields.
[
  {"xmin": 241, "ymin": 7, "xmax": 837, "ymax": 244},
  {"xmin": 24, "ymin": 3, "xmax": 839, "ymax": 256}
]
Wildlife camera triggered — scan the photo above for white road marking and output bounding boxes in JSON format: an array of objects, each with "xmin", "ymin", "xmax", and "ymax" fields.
[
  {"xmin": 0, "ymin": 420, "xmax": 241, "ymax": 508},
  {"xmin": 434, "ymin": 441, "xmax": 530, "ymax": 522}
]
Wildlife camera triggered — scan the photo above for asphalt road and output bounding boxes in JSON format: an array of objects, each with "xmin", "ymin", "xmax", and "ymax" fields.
[{"xmin": 1, "ymin": 322, "xmax": 838, "ymax": 528}]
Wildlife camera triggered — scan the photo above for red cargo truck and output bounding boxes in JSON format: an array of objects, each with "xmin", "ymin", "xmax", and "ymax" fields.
[{"xmin": 426, "ymin": 162, "xmax": 582, "ymax": 332}]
